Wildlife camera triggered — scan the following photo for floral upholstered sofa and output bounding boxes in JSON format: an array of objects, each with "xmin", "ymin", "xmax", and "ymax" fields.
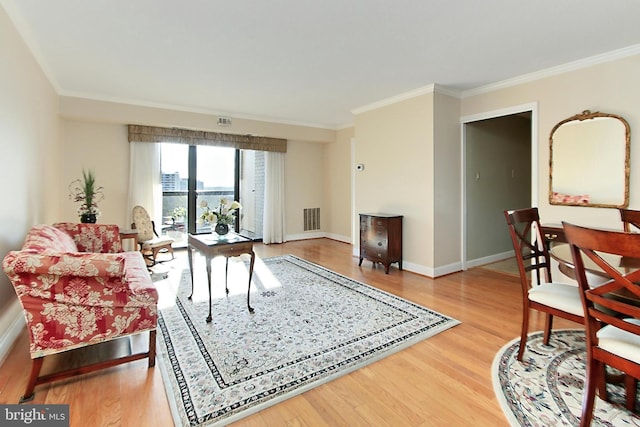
[{"xmin": 2, "ymin": 223, "xmax": 158, "ymax": 402}]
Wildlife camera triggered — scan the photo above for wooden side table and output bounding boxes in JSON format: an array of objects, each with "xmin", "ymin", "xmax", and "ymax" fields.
[
  {"xmin": 119, "ymin": 229, "xmax": 139, "ymax": 252},
  {"xmin": 187, "ymin": 232, "xmax": 255, "ymax": 323},
  {"xmin": 359, "ymin": 213, "xmax": 403, "ymax": 274}
]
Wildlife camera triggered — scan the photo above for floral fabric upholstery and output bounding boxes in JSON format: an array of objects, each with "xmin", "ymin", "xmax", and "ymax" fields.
[
  {"xmin": 2, "ymin": 224, "xmax": 158, "ymax": 359},
  {"xmin": 52, "ymin": 222, "xmax": 123, "ymax": 253},
  {"xmin": 132, "ymin": 206, "xmax": 155, "ymax": 242}
]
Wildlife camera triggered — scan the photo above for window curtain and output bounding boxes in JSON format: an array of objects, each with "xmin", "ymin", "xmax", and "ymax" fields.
[
  {"xmin": 263, "ymin": 151, "xmax": 286, "ymax": 244},
  {"xmin": 128, "ymin": 124, "xmax": 288, "ymax": 242},
  {"xmin": 128, "ymin": 141, "xmax": 162, "ymax": 230},
  {"xmin": 128, "ymin": 125, "xmax": 287, "ymax": 152}
]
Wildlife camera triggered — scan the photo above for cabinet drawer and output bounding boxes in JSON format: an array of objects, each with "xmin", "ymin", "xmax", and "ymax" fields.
[
  {"xmin": 216, "ymin": 243, "xmax": 251, "ymax": 257},
  {"xmin": 370, "ymin": 226, "xmax": 388, "ymax": 238},
  {"xmin": 372, "ymin": 218, "xmax": 389, "ymax": 227},
  {"xmin": 362, "ymin": 247, "xmax": 388, "ymax": 260}
]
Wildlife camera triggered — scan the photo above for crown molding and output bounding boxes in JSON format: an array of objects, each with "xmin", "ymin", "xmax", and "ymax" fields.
[
  {"xmin": 59, "ymin": 90, "xmax": 338, "ymax": 131},
  {"xmin": 462, "ymin": 43, "xmax": 640, "ymax": 98},
  {"xmin": 351, "ymin": 84, "xmax": 436, "ymax": 115}
]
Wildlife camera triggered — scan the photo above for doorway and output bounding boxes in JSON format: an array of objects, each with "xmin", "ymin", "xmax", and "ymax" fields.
[{"xmin": 461, "ymin": 104, "xmax": 537, "ymax": 270}]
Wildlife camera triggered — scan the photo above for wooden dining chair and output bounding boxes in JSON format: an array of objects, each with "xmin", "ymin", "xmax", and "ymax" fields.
[
  {"xmin": 564, "ymin": 222, "xmax": 640, "ymax": 426},
  {"xmin": 619, "ymin": 208, "xmax": 640, "ymax": 233},
  {"xmin": 504, "ymin": 208, "xmax": 584, "ymax": 361}
]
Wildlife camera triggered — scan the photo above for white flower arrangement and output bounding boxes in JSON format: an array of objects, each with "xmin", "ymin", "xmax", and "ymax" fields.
[{"xmin": 199, "ymin": 198, "xmax": 241, "ymax": 225}]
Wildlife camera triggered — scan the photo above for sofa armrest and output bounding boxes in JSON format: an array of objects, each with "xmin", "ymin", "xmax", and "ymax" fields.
[{"xmin": 3, "ymin": 251, "xmax": 125, "ymax": 278}]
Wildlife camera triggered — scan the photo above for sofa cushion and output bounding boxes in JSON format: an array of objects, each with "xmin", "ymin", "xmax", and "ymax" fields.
[
  {"xmin": 22, "ymin": 225, "xmax": 78, "ymax": 253},
  {"xmin": 53, "ymin": 222, "xmax": 122, "ymax": 253}
]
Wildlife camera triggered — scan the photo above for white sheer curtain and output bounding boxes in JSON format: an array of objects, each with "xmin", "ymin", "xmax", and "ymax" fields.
[
  {"xmin": 263, "ymin": 151, "xmax": 286, "ymax": 244},
  {"xmin": 128, "ymin": 142, "xmax": 162, "ymax": 229}
]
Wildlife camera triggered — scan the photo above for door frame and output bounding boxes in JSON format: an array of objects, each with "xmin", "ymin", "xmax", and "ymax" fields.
[{"xmin": 460, "ymin": 102, "xmax": 539, "ymax": 270}]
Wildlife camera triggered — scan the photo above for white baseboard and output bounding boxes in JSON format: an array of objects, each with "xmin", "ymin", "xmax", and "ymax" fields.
[
  {"xmin": 0, "ymin": 300, "xmax": 25, "ymax": 366},
  {"xmin": 465, "ymin": 250, "xmax": 515, "ymax": 270},
  {"xmin": 324, "ymin": 233, "xmax": 351, "ymax": 244},
  {"xmin": 285, "ymin": 231, "xmax": 325, "ymax": 241}
]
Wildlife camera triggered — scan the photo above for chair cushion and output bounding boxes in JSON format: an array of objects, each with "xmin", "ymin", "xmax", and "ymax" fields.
[
  {"xmin": 141, "ymin": 236, "xmax": 174, "ymax": 250},
  {"xmin": 597, "ymin": 318, "xmax": 640, "ymax": 364},
  {"xmin": 528, "ymin": 282, "xmax": 584, "ymax": 317}
]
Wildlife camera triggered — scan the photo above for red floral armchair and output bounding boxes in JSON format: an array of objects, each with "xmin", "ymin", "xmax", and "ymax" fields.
[{"xmin": 2, "ymin": 223, "xmax": 158, "ymax": 402}]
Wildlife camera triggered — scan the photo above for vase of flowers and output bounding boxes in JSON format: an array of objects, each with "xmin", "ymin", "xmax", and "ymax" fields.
[
  {"xmin": 199, "ymin": 198, "xmax": 241, "ymax": 235},
  {"xmin": 69, "ymin": 169, "xmax": 104, "ymax": 223},
  {"xmin": 172, "ymin": 206, "xmax": 187, "ymax": 223}
]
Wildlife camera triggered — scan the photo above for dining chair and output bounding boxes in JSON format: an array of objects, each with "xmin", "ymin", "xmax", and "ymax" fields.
[
  {"xmin": 504, "ymin": 208, "xmax": 584, "ymax": 361},
  {"xmin": 619, "ymin": 208, "xmax": 640, "ymax": 233},
  {"xmin": 564, "ymin": 222, "xmax": 640, "ymax": 426},
  {"xmin": 132, "ymin": 205, "xmax": 174, "ymax": 266}
]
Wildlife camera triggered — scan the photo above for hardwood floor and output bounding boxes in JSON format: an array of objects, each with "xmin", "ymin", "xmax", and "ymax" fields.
[{"xmin": 0, "ymin": 238, "xmax": 580, "ymax": 426}]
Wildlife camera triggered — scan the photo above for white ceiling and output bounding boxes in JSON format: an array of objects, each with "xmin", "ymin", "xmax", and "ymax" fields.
[{"xmin": 4, "ymin": 0, "xmax": 640, "ymax": 129}]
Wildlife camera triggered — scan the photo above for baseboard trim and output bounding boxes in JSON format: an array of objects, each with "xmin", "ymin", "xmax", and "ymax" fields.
[
  {"xmin": 465, "ymin": 250, "xmax": 514, "ymax": 270},
  {"xmin": 0, "ymin": 300, "xmax": 25, "ymax": 366}
]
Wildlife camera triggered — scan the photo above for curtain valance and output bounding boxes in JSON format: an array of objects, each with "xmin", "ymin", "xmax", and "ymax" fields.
[{"xmin": 128, "ymin": 125, "xmax": 287, "ymax": 153}]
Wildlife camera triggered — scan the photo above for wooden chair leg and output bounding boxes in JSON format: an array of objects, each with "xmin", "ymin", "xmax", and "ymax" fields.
[
  {"xmin": 625, "ymin": 374, "xmax": 637, "ymax": 411},
  {"xmin": 543, "ymin": 314, "xmax": 554, "ymax": 345},
  {"xmin": 580, "ymin": 359, "xmax": 602, "ymax": 427},
  {"xmin": 20, "ymin": 357, "xmax": 44, "ymax": 403},
  {"xmin": 517, "ymin": 307, "xmax": 530, "ymax": 361},
  {"xmin": 148, "ymin": 330, "xmax": 156, "ymax": 368}
]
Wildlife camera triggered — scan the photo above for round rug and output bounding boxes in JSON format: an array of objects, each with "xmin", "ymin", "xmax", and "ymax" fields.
[{"xmin": 492, "ymin": 329, "xmax": 640, "ymax": 426}]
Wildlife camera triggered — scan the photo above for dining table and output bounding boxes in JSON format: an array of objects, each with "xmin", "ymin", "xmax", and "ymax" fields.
[{"xmin": 549, "ymin": 242, "xmax": 640, "ymax": 306}]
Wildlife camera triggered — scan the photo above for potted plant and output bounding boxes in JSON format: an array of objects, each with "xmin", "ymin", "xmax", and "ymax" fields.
[
  {"xmin": 69, "ymin": 169, "xmax": 104, "ymax": 223},
  {"xmin": 199, "ymin": 198, "xmax": 241, "ymax": 235}
]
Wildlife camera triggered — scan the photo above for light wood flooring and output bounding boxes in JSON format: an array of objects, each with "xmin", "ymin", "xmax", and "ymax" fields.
[{"xmin": 0, "ymin": 238, "xmax": 580, "ymax": 426}]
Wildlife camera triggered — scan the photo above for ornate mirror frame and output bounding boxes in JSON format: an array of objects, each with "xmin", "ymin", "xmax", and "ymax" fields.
[{"xmin": 549, "ymin": 110, "xmax": 630, "ymax": 208}]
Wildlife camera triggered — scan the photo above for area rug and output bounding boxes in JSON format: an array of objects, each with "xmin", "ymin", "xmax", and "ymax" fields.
[
  {"xmin": 157, "ymin": 254, "xmax": 459, "ymax": 426},
  {"xmin": 493, "ymin": 329, "xmax": 640, "ymax": 426}
]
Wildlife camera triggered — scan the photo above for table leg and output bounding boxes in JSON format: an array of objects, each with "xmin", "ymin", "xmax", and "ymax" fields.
[
  {"xmin": 187, "ymin": 246, "xmax": 194, "ymax": 299},
  {"xmin": 206, "ymin": 256, "xmax": 213, "ymax": 323},
  {"xmin": 224, "ymin": 257, "xmax": 230, "ymax": 294},
  {"xmin": 247, "ymin": 251, "xmax": 255, "ymax": 313}
]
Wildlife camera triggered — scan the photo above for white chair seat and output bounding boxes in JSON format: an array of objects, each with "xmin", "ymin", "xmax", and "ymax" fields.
[
  {"xmin": 598, "ymin": 318, "xmax": 640, "ymax": 365},
  {"xmin": 528, "ymin": 282, "xmax": 584, "ymax": 317},
  {"xmin": 141, "ymin": 236, "xmax": 174, "ymax": 250}
]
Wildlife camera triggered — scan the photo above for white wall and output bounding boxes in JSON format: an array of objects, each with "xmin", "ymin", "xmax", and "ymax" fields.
[
  {"xmin": 0, "ymin": 6, "xmax": 60, "ymax": 362},
  {"xmin": 462, "ymin": 54, "xmax": 640, "ymax": 230},
  {"xmin": 57, "ymin": 104, "xmax": 334, "ymax": 240},
  {"xmin": 354, "ymin": 92, "xmax": 435, "ymax": 275},
  {"xmin": 325, "ymin": 127, "xmax": 354, "ymax": 243}
]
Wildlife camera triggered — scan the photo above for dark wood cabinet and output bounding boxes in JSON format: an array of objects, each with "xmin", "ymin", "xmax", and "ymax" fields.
[{"xmin": 359, "ymin": 213, "xmax": 403, "ymax": 274}]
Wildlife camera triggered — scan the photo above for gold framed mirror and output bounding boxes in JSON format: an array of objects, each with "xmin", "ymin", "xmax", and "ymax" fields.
[{"xmin": 549, "ymin": 110, "xmax": 630, "ymax": 208}]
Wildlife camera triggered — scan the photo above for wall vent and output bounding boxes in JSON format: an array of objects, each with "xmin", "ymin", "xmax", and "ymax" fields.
[
  {"xmin": 217, "ymin": 116, "xmax": 232, "ymax": 126},
  {"xmin": 303, "ymin": 208, "xmax": 320, "ymax": 231}
]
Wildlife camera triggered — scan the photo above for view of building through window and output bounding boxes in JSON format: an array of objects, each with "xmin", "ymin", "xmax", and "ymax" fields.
[{"xmin": 160, "ymin": 143, "xmax": 263, "ymax": 245}]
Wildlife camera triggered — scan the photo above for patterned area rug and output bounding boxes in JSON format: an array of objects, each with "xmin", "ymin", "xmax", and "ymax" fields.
[
  {"xmin": 492, "ymin": 329, "xmax": 640, "ymax": 426},
  {"xmin": 157, "ymin": 254, "xmax": 459, "ymax": 426}
]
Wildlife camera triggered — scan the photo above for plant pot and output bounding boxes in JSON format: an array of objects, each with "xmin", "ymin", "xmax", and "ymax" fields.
[
  {"xmin": 80, "ymin": 213, "xmax": 97, "ymax": 224},
  {"xmin": 214, "ymin": 223, "xmax": 229, "ymax": 235}
]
